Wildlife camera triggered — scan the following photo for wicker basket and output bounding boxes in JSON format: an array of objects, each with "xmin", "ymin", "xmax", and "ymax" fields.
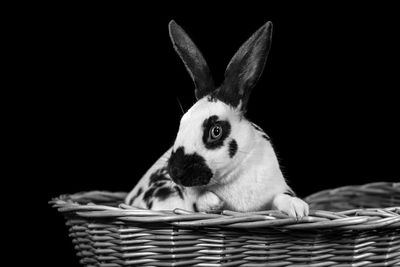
[{"xmin": 50, "ymin": 182, "xmax": 400, "ymax": 267}]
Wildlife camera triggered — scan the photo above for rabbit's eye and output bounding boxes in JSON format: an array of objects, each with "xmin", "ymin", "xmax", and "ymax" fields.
[{"xmin": 209, "ymin": 125, "xmax": 223, "ymax": 141}]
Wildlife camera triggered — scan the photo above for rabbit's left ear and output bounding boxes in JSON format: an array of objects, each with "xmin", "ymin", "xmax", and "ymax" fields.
[
  {"xmin": 216, "ymin": 22, "xmax": 273, "ymax": 112},
  {"xmin": 169, "ymin": 20, "xmax": 215, "ymax": 100}
]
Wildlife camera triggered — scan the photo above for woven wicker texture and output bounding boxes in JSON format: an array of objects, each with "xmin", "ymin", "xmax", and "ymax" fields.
[{"xmin": 50, "ymin": 182, "xmax": 400, "ymax": 266}]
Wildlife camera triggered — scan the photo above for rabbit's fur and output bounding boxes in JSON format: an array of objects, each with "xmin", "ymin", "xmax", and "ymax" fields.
[{"xmin": 125, "ymin": 20, "xmax": 309, "ymax": 218}]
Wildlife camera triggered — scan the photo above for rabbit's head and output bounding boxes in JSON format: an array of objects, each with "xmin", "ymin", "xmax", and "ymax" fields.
[{"xmin": 167, "ymin": 20, "xmax": 273, "ymax": 187}]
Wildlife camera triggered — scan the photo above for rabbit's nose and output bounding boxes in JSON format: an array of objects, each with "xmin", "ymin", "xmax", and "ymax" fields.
[
  {"xmin": 168, "ymin": 146, "xmax": 186, "ymax": 184},
  {"xmin": 169, "ymin": 166, "xmax": 184, "ymax": 183}
]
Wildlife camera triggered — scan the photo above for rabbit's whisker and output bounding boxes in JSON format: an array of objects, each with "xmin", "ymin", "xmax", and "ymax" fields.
[{"xmin": 176, "ymin": 97, "xmax": 185, "ymax": 115}]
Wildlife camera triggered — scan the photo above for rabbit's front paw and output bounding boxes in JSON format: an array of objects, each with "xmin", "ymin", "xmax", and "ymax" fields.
[
  {"xmin": 196, "ymin": 191, "xmax": 224, "ymax": 212},
  {"xmin": 272, "ymin": 193, "xmax": 309, "ymax": 219}
]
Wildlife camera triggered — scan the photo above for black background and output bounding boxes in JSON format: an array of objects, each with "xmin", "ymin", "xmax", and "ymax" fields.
[{"xmin": 33, "ymin": 4, "xmax": 399, "ymax": 267}]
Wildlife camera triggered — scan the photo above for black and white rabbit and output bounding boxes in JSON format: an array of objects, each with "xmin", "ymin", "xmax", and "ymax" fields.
[{"xmin": 125, "ymin": 20, "xmax": 309, "ymax": 218}]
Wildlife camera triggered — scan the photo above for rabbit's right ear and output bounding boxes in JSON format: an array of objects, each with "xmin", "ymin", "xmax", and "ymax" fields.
[
  {"xmin": 169, "ymin": 20, "xmax": 215, "ymax": 100},
  {"xmin": 216, "ymin": 22, "xmax": 273, "ymax": 112}
]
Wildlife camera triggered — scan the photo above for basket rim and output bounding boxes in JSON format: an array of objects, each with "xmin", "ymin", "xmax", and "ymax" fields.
[{"xmin": 49, "ymin": 182, "xmax": 400, "ymax": 231}]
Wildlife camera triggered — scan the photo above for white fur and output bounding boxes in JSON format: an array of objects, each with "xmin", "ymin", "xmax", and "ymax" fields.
[
  {"xmin": 126, "ymin": 98, "xmax": 309, "ymax": 218},
  {"xmin": 125, "ymin": 20, "xmax": 309, "ymax": 218}
]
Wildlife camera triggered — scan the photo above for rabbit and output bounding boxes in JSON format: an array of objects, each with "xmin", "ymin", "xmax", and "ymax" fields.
[{"xmin": 125, "ymin": 20, "xmax": 309, "ymax": 218}]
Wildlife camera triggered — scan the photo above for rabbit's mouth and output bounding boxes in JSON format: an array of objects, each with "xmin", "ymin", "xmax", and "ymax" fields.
[{"xmin": 168, "ymin": 147, "xmax": 213, "ymax": 187}]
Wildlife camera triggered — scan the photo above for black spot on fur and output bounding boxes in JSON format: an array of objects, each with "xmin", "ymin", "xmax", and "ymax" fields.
[
  {"xmin": 148, "ymin": 168, "xmax": 170, "ymax": 186},
  {"xmin": 262, "ymin": 134, "xmax": 270, "ymax": 141},
  {"xmin": 228, "ymin": 139, "xmax": 238, "ymax": 158},
  {"xmin": 143, "ymin": 187, "xmax": 156, "ymax": 204},
  {"xmin": 168, "ymin": 147, "xmax": 213, "ymax": 187},
  {"xmin": 154, "ymin": 181, "xmax": 167, "ymax": 187},
  {"xmin": 175, "ymin": 186, "xmax": 184, "ymax": 199},
  {"xmin": 130, "ymin": 187, "xmax": 143, "ymax": 205},
  {"xmin": 154, "ymin": 187, "xmax": 174, "ymax": 201},
  {"xmin": 284, "ymin": 189, "xmax": 296, "ymax": 197},
  {"xmin": 193, "ymin": 203, "xmax": 199, "ymax": 212},
  {"xmin": 202, "ymin": 115, "xmax": 231, "ymax": 149},
  {"xmin": 147, "ymin": 201, "xmax": 153, "ymax": 209}
]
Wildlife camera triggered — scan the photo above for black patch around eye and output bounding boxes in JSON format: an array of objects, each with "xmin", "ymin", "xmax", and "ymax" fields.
[
  {"xmin": 229, "ymin": 139, "xmax": 238, "ymax": 158},
  {"xmin": 202, "ymin": 115, "xmax": 231, "ymax": 149},
  {"xmin": 193, "ymin": 203, "xmax": 199, "ymax": 212},
  {"xmin": 130, "ymin": 187, "xmax": 143, "ymax": 205},
  {"xmin": 154, "ymin": 187, "xmax": 174, "ymax": 201}
]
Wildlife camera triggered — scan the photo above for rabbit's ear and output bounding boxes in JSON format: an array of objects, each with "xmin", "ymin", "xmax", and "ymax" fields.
[
  {"xmin": 169, "ymin": 20, "xmax": 215, "ymax": 99},
  {"xmin": 217, "ymin": 21, "xmax": 273, "ymax": 112}
]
